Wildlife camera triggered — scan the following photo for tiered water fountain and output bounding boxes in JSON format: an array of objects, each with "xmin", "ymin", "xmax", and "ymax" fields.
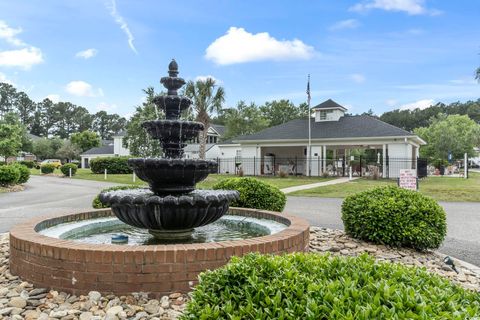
[
  {"xmin": 9, "ymin": 60, "xmax": 310, "ymax": 296},
  {"xmin": 98, "ymin": 59, "xmax": 239, "ymax": 240}
]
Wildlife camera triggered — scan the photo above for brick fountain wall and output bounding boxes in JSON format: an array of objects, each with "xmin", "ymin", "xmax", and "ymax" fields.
[{"xmin": 9, "ymin": 208, "xmax": 310, "ymax": 297}]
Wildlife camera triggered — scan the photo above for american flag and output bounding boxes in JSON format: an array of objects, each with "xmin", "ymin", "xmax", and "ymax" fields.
[{"xmin": 306, "ymin": 74, "xmax": 311, "ymax": 105}]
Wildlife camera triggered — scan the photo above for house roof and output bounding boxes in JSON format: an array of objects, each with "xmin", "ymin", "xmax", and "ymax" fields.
[
  {"xmin": 210, "ymin": 124, "xmax": 225, "ymax": 136},
  {"xmin": 312, "ymin": 99, "xmax": 347, "ymax": 111},
  {"xmin": 27, "ymin": 133, "xmax": 42, "ymax": 140},
  {"xmin": 81, "ymin": 145, "xmax": 114, "ymax": 156},
  {"xmin": 234, "ymin": 115, "xmax": 416, "ymax": 142}
]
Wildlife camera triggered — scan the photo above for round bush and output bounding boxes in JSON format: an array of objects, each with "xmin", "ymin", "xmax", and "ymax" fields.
[
  {"xmin": 61, "ymin": 163, "xmax": 78, "ymax": 176},
  {"xmin": 342, "ymin": 186, "xmax": 446, "ymax": 250},
  {"xmin": 0, "ymin": 165, "xmax": 20, "ymax": 186},
  {"xmin": 9, "ymin": 163, "xmax": 30, "ymax": 184},
  {"xmin": 182, "ymin": 253, "xmax": 480, "ymax": 319},
  {"xmin": 92, "ymin": 185, "xmax": 142, "ymax": 208},
  {"xmin": 89, "ymin": 156, "xmax": 132, "ymax": 174},
  {"xmin": 40, "ymin": 163, "xmax": 56, "ymax": 174},
  {"xmin": 213, "ymin": 177, "xmax": 286, "ymax": 212}
]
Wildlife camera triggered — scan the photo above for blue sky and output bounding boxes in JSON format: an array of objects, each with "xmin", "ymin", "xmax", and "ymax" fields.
[{"xmin": 0, "ymin": 0, "xmax": 479, "ymax": 117}]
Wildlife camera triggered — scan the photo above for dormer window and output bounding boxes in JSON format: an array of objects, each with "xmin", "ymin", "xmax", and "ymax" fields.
[{"xmin": 312, "ymin": 99, "xmax": 348, "ymax": 122}]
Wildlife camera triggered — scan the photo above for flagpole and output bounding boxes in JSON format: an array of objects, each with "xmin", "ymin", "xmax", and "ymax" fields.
[{"xmin": 307, "ymin": 74, "xmax": 311, "ymax": 177}]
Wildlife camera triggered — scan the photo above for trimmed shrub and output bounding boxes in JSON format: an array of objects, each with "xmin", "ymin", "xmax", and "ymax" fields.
[
  {"xmin": 61, "ymin": 163, "xmax": 78, "ymax": 176},
  {"xmin": 19, "ymin": 160, "xmax": 35, "ymax": 168},
  {"xmin": 89, "ymin": 156, "xmax": 132, "ymax": 174},
  {"xmin": 182, "ymin": 253, "xmax": 480, "ymax": 319},
  {"xmin": 213, "ymin": 177, "xmax": 286, "ymax": 212},
  {"xmin": 342, "ymin": 186, "xmax": 446, "ymax": 250},
  {"xmin": 40, "ymin": 163, "xmax": 56, "ymax": 174},
  {"xmin": 0, "ymin": 165, "xmax": 20, "ymax": 186},
  {"xmin": 9, "ymin": 163, "xmax": 30, "ymax": 184},
  {"xmin": 92, "ymin": 185, "xmax": 142, "ymax": 208}
]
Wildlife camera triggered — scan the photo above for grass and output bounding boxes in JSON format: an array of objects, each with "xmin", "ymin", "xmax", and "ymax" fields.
[
  {"xmin": 30, "ymin": 168, "xmax": 332, "ymax": 189},
  {"xmin": 290, "ymin": 172, "xmax": 480, "ymax": 202}
]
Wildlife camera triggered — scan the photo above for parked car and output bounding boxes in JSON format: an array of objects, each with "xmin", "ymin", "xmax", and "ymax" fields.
[{"xmin": 40, "ymin": 159, "xmax": 62, "ymax": 168}]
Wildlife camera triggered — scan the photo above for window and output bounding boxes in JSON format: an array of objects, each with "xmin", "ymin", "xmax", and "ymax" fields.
[{"xmin": 319, "ymin": 110, "xmax": 333, "ymax": 120}]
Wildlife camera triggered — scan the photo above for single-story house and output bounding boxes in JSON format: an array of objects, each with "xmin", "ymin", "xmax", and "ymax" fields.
[{"xmin": 219, "ymin": 99, "xmax": 426, "ymax": 178}]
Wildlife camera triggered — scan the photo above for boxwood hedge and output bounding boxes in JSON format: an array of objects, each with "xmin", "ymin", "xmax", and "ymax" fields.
[
  {"xmin": 342, "ymin": 186, "xmax": 446, "ymax": 250},
  {"xmin": 213, "ymin": 177, "xmax": 286, "ymax": 212},
  {"xmin": 0, "ymin": 165, "xmax": 20, "ymax": 186},
  {"xmin": 61, "ymin": 163, "xmax": 78, "ymax": 176},
  {"xmin": 89, "ymin": 156, "xmax": 132, "ymax": 174},
  {"xmin": 182, "ymin": 253, "xmax": 480, "ymax": 320},
  {"xmin": 40, "ymin": 163, "xmax": 56, "ymax": 174},
  {"xmin": 10, "ymin": 163, "xmax": 30, "ymax": 184}
]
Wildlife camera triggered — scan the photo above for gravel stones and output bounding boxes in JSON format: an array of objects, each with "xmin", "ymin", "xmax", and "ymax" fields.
[{"xmin": 309, "ymin": 227, "xmax": 480, "ymax": 291}]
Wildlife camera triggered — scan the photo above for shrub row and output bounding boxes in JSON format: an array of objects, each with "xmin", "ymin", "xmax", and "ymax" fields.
[
  {"xmin": 182, "ymin": 253, "xmax": 480, "ymax": 319},
  {"xmin": 342, "ymin": 186, "xmax": 447, "ymax": 250},
  {"xmin": 89, "ymin": 156, "xmax": 132, "ymax": 174},
  {"xmin": 213, "ymin": 177, "xmax": 286, "ymax": 212},
  {"xmin": 0, "ymin": 163, "xmax": 30, "ymax": 186}
]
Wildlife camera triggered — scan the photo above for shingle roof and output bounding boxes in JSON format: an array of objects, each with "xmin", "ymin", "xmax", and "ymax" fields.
[
  {"xmin": 235, "ymin": 115, "xmax": 414, "ymax": 142},
  {"xmin": 210, "ymin": 124, "xmax": 225, "ymax": 136},
  {"xmin": 312, "ymin": 99, "xmax": 347, "ymax": 111},
  {"xmin": 81, "ymin": 145, "xmax": 114, "ymax": 155}
]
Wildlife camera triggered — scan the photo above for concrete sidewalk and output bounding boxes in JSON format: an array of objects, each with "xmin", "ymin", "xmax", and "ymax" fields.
[{"xmin": 281, "ymin": 177, "xmax": 358, "ymax": 194}]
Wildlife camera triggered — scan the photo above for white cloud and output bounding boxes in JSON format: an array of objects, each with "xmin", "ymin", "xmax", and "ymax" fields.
[
  {"xmin": 349, "ymin": 73, "xmax": 366, "ymax": 84},
  {"xmin": 449, "ymin": 78, "xmax": 477, "ymax": 85},
  {"xmin": 399, "ymin": 99, "xmax": 435, "ymax": 110},
  {"xmin": 195, "ymin": 75, "xmax": 222, "ymax": 84},
  {"xmin": 350, "ymin": 0, "xmax": 437, "ymax": 15},
  {"xmin": 45, "ymin": 94, "xmax": 60, "ymax": 103},
  {"xmin": 96, "ymin": 102, "xmax": 117, "ymax": 111},
  {"xmin": 0, "ymin": 72, "xmax": 15, "ymax": 85},
  {"xmin": 385, "ymin": 99, "xmax": 398, "ymax": 107},
  {"xmin": 0, "ymin": 20, "xmax": 25, "ymax": 46},
  {"xmin": 65, "ymin": 81, "xmax": 103, "ymax": 97},
  {"xmin": 329, "ymin": 19, "xmax": 360, "ymax": 31},
  {"xmin": 75, "ymin": 48, "xmax": 98, "ymax": 59},
  {"xmin": 205, "ymin": 27, "xmax": 315, "ymax": 65},
  {"xmin": 105, "ymin": 0, "xmax": 137, "ymax": 54},
  {"xmin": 0, "ymin": 47, "xmax": 43, "ymax": 69}
]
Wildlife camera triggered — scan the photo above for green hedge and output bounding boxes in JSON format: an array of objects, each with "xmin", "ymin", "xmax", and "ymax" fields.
[
  {"xmin": 182, "ymin": 253, "xmax": 480, "ymax": 319},
  {"xmin": 342, "ymin": 186, "xmax": 446, "ymax": 250},
  {"xmin": 213, "ymin": 177, "xmax": 286, "ymax": 212},
  {"xmin": 61, "ymin": 163, "xmax": 78, "ymax": 176},
  {"xmin": 0, "ymin": 165, "xmax": 20, "ymax": 186},
  {"xmin": 9, "ymin": 163, "xmax": 30, "ymax": 184},
  {"xmin": 18, "ymin": 160, "xmax": 35, "ymax": 168},
  {"xmin": 92, "ymin": 185, "xmax": 142, "ymax": 208},
  {"xmin": 40, "ymin": 163, "xmax": 56, "ymax": 174},
  {"xmin": 89, "ymin": 156, "xmax": 132, "ymax": 174}
]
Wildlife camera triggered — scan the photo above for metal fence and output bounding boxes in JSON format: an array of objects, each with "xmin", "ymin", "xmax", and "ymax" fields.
[{"xmin": 207, "ymin": 156, "xmax": 469, "ymax": 179}]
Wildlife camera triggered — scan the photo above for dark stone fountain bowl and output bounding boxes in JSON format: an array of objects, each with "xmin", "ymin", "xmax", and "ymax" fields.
[
  {"xmin": 153, "ymin": 95, "xmax": 192, "ymax": 119},
  {"xmin": 98, "ymin": 188, "xmax": 239, "ymax": 239},
  {"xmin": 128, "ymin": 158, "xmax": 218, "ymax": 194},
  {"xmin": 142, "ymin": 120, "xmax": 203, "ymax": 141}
]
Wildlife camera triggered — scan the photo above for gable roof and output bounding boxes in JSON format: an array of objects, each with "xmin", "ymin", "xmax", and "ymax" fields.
[
  {"xmin": 210, "ymin": 124, "xmax": 225, "ymax": 136},
  {"xmin": 312, "ymin": 99, "xmax": 347, "ymax": 111},
  {"xmin": 234, "ymin": 115, "xmax": 415, "ymax": 142},
  {"xmin": 81, "ymin": 145, "xmax": 114, "ymax": 156}
]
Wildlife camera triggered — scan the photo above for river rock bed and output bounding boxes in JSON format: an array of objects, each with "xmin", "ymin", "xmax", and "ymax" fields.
[
  {"xmin": 309, "ymin": 227, "xmax": 480, "ymax": 291},
  {"xmin": 1, "ymin": 228, "xmax": 479, "ymax": 319}
]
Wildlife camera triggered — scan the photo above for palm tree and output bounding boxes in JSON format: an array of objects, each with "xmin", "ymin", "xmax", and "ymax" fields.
[{"xmin": 184, "ymin": 78, "xmax": 225, "ymax": 159}]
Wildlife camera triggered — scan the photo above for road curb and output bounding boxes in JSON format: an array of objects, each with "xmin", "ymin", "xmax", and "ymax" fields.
[{"xmin": 434, "ymin": 251, "xmax": 480, "ymax": 276}]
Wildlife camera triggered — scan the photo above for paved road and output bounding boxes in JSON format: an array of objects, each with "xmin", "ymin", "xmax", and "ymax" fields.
[
  {"xmin": 0, "ymin": 176, "xmax": 117, "ymax": 232},
  {"xmin": 1, "ymin": 176, "xmax": 479, "ymax": 266},
  {"xmin": 285, "ymin": 196, "xmax": 480, "ymax": 266}
]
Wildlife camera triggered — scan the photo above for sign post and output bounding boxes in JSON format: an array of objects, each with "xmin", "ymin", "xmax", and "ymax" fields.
[{"xmin": 398, "ymin": 169, "xmax": 418, "ymax": 191}]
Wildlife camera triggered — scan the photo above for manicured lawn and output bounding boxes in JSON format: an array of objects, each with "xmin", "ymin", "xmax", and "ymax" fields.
[
  {"xmin": 290, "ymin": 172, "xmax": 480, "ymax": 202},
  {"xmin": 30, "ymin": 168, "xmax": 332, "ymax": 189}
]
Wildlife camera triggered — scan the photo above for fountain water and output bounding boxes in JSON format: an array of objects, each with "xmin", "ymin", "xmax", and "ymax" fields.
[{"xmin": 99, "ymin": 60, "xmax": 239, "ymax": 239}]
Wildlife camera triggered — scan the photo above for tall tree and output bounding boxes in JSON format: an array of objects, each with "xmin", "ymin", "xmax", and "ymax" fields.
[
  {"xmin": 123, "ymin": 87, "xmax": 162, "ymax": 157},
  {"xmin": 71, "ymin": 130, "xmax": 101, "ymax": 152},
  {"xmin": 222, "ymin": 101, "xmax": 269, "ymax": 140},
  {"xmin": 33, "ymin": 139, "xmax": 54, "ymax": 160},
  {"xmin": 56, "ymin": 140, "xmax": 81, "ymax": 162},
  {"xmin": 414, "ymin": 114, "xmax": 480, "ymax": 161},
  {"xmin": 14, "ymin": 91, "xmax": 35, "ymax": 129},
  {"xmin": 93, "ymin": 111, "xmax": 126, "ymax": 139},
  {"xmin": 0, "ymin": 114, "xmax": 23, "ymax": 162},
  {"xmin": 0, "ymin": 83, "xmax": 17, "ymax": 119},
  {"xmin": 260, "ymin": 100, "xmax": 307, "ymax": 127},
  {"xmin": 184, "ymin": 78, "xmax": 225, "ymax": 159}
]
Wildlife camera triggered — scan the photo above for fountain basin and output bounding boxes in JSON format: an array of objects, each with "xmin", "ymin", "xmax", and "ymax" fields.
[
  {"xmin": 9, "ymin": 208, "xmax": 310, "ymax": 297},
  {"xmin": 152, "ymin": 95, "xmax": 192, "ymax": 118},
  {"xmin": 99, "ymin": 189, "xmax": 239, "ymax": 238},
  {"xmin": 142, "ymin": 120, "xmax": 203, "ymax": 141},
  {"xmin": 128, "ymin": 159, "xmax": 218, "ymax": 194}
]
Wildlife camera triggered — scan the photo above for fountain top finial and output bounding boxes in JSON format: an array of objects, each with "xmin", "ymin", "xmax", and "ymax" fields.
[{"xmin": 168, "ymin": 59, "xmax": 179, "ymax": 77}]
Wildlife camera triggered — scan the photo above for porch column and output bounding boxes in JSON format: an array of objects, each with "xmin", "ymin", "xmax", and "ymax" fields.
[
  {"xmin": 322, "ymin": 145, "xmax": 327, "ymax": 173},
  {"xmin": 306, "ymin": 145, "xmax": 311, "ymax": 176},
  {"xmin": 382, "ymin": 144, "xmax": 387, "ymax": 177}
]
